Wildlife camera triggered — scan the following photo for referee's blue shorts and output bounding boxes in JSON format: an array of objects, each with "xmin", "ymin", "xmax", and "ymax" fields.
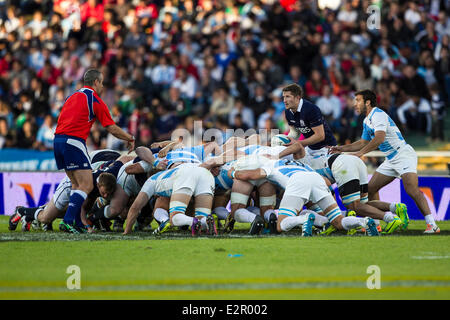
[{"xmin": 53, "ymin": 134, "xmax": 92, "ymax": 171}]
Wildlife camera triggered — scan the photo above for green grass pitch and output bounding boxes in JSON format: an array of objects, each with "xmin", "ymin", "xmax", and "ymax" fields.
[{"xmin": 1, "ymin": 216, "xmax": 449, "ymax": 300}]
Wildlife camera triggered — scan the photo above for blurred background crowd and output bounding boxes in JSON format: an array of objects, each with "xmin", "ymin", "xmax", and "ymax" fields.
[{"xmin": 0, "ymin": 0, "xmax": 448, "ymax": 152}]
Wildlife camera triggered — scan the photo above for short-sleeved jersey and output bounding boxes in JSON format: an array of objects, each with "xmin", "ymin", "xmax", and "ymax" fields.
[
  {"xmin": 260, "ymin": 158, "xmax": 315, "ymax": 189},
  {"xmin": 88, "ymin": 160, "xmax": 124, "ymax": 200},
  {"xmin": 141, "ymin": 163, "xmax": 198, "ymax": 198},
  {"xmin": 215, "ymin": 161, "xmax": 235, "ymax": 190},
  {"xmin": 362, "ymin": 107, "xmax": 407, "ymax": 160},
  {"xmin": 164, "ymin": 145, "xmax": 205, "ymax": 168},
  {"xmin": 300, "ymin": 154, "xmax": 335, "ymax": 184},
  {"xmin": 238, "ymin": 145, "xmax": 294, "ymax": 160},
  {"xmin": 285, "ymin": 98, "xmax": 337, "ymax": 150},
  {"xmin": 55, "ymin": 86, "xmax": 115, "ymax": 141}
]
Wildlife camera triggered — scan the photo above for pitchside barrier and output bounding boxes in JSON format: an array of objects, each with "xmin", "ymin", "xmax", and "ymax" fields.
[{"xmin": 0, "ymin": 149, "xmax": 448, "ymax": 220}]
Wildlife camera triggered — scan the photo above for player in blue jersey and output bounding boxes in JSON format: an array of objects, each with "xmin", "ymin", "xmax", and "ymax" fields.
[
  {"xmin": 282, "ymin": 83, "xmax": 337, "ymax": 158},
  {"xmin": 329, "ymin": 89, "xmax": 440, "ymax": 234}
]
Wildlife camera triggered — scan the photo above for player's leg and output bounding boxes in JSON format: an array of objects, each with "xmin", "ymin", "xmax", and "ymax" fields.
[
  {"xmin": 212, "ymin": 191, "xmax": 231, "ymax": 220},
  {"xmin": 64, "ymin": 168, "xmax": 93, "ymax": 229},
  {"xmin": 277, "ymin": 173, "xmax": 316, "ymax": 236},
  {"xmin": 401, "ymin": 172, "xmax": 440, "ymax": 233},
  {"xmin": 367, "ymin": 168, "xmax": 396, "ymax": 201},
  {"xmin": 226, "ymin": 179, "xmax": 253, "ymax": 232},
  {"xmin": 258, "ymin": 181, "xmax": 278, "ymax": 234},
  {"xmin": 169, "ymin": 192, "xmax": 197, "ymax": 234}
]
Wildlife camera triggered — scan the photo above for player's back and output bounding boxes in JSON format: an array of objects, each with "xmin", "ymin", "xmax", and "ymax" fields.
[
  {"xmin": 262, "ymin": 159, "xmax": 314, "ymax": 189},
  {"xmin": 166, "ymin": 145, "xmax": 203, "ymax": 168},
  {"xmin": 215, "ymin": 161, "xmax": 235, "ymax": 191}
]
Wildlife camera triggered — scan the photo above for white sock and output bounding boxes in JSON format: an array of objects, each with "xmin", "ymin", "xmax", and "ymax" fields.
[
  {"xmin": 389, "ymin": 203, "xmax": 396, "ymax": 213},
  {"xmin": 247, "ymin": 206, "xmax": 260, "ymax": 215},
  {"xmin": 280, "ymin": 215, "xmax": 308, "ymax": 232},
  {"xmin": 234, "ymin": 208, "xmax": 256, "ymax": 223},
  {"xmin": 171, "ymin": 214, "xmax": 194, "ymax": 227},
  {"xmin": 341, "ymin": 216, "xmax": 365, "ymax": 230},
  {"xmin": 425, "ymin": 214, "xmax": 437, "ymax": 226},
  {"xmin": 154, "ymin": 208, "xmax": 169, "ymax": 223},
  {"xmin": 383, "ymin": 212, "xmax": 396, "ymax": 223},
  {"xmin": 299, "ymin": 209, "xmax": 328, "ymax": 227},
  {"xmin": 263, "ymin": 209, "xmax": 277, "ymax": 223},
  {"xmin": 212, "ymin": 206, "xmax": 229, "ymax": 220}
]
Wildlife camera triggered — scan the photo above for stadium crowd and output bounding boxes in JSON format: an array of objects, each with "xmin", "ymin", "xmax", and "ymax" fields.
[{"xmin": 0, "ymin": 0, "xmax": 448, "ymax": 151}]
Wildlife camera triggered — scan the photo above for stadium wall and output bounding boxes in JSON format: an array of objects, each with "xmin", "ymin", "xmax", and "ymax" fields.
[{"xmin": 0, "ymin": 171, "xmax": 448, "ymax": 220}]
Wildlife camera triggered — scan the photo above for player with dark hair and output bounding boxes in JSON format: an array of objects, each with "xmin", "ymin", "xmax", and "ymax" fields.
[
  {"xmin": 282, "ymin": 83, "xmax": 337, "ymax": 157},
  {"xmin": 330, "ymin": 89, "xmax": 440, "ymax": 234}
]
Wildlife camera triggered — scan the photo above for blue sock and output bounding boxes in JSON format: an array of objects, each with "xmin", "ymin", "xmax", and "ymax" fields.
[{"xmin": 64, "ymin": 190, "xmax": 87, "ymax": 227}]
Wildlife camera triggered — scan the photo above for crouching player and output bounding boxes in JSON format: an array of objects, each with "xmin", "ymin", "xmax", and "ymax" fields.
[
  {"xmin": 229, "ymin": 157, "xmax": 380, "ymax": 237},
  {"xmin": 123, "ymin": 163, "xmax": 216, "ymax": 236}
]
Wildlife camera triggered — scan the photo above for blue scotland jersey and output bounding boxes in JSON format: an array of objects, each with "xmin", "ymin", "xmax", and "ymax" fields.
[
  {"xmin": 285, "ymin": 98, "xmax": 337, "ymax": 150},
  {"xmin": 260, "ymin": 159, "xmax": 315, "ymax": 189},
  {"xmin": 362, "ymin": 107, "xmax": 406, "ymax": 160}
]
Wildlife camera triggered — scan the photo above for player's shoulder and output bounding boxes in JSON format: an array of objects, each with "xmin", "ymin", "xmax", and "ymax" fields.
[{"xmin": 302, "ymin": 99, "xmax": 321, "ymax": 111}]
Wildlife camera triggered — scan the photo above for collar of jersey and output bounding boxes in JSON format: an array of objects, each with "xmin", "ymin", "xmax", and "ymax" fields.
[{"xmin": 289, "ymin": 98, "xmax": 304, "ymax": 114}]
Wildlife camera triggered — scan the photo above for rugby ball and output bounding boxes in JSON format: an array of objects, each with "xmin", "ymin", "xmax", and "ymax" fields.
[{"xmin": 271, "ymin": 134, "xmax": 290, "ymax": 147}]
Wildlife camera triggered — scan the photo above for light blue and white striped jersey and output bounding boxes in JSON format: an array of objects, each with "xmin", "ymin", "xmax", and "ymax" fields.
[
  {"xmin": 238, "ymin": 145, "xmax": 294, "ymax": 160},
  {"xmin": 214, "ymin": 161, "xmax": 235, "ymax": 190},
  {"xmin": 301, "ymin": 154, "xmax": 335, "ymax": 184},
  {"xmin": 362, "ymin": 107, "xmax": 406, "ymax": 160},
  {"xmin": 153, "ymin": 145, "xmax": 205, "ymax": 169},
  {"xmin": 260, "ymin": 158, "xmax": 315, "ymax": 189},
  {"xmin": 141, "ymin": 163, "xmax": 199, "ymax": 198},
  {"xmin": 166, "ymin": 145, "xmax": 205, "ymax": 168},
  {"xmin": 238, "ymin": 144, "xmax": 263, "ymax": 155}
]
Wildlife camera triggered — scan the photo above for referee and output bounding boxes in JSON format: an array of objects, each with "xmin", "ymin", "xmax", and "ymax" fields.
[
  {"xmin": 282, "ymin": 83, "xmax": 337, "ymax": 157},
  {"xmin": 53, "ymin": 69, "xmax": 135, "ymax": 233}
]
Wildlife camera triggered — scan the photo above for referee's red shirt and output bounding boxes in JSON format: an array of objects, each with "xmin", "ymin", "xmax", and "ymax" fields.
[{"xmin": 55, "ymin": 86, "xmax": 115, "ymax": 141}]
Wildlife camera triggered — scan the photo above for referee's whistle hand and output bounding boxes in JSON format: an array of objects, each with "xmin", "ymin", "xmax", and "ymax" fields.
[{"xmin": 127, "ymin": 140, "xmax": 135, "ymax": 153}]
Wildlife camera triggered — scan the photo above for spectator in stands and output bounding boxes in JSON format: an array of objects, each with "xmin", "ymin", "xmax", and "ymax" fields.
[
  {"xmin": 0, "ymin": 0, "xmax": 447, "ymax": 155},
  {"xmin": 36, "ymin": 114, "xmax": 56, "ymax": 151},
  {"xmin": 316, "ymin": 84, "xmax": 342, "ymax": 132}
]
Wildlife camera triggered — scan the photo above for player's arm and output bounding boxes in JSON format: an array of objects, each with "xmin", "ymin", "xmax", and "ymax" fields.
[
  {"xmin": 299, "ymin": 124, "xmax": 325, "ymax": 147},
  {"xmin": 228, "ymin": 168, "xmax": 267, "ymax": 180},
  {"xmin": 278, "ymin": 140, "xmax": 305, "ymax": 159},
  {"xmin": 158, "ymin": 141, "xmax": 184, "ymax": 158},
  {"xmin": 135, "ymin": 146, "xmax": 156, "ymax": 165},
  {"xmin": 353, "ymin": 131, "xmax": 385, "ymax": 158},
  {"xmin": 285, "ymin": 125, "xmax": 301, "ymax": 145},
  {"xmin": 329, "ymin": 139, "xmax": 369, "ymax": 154},
  {"xmin": 123, "ymin": 192, "xmax": 150, "ymax": 235},
  {"xmin": 204, "ymin": 141, "xmax": 222, "ymax": 156},
  {"xmin": 151, "ymin": 140, "xmax": 173, "ymax": 149}
]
